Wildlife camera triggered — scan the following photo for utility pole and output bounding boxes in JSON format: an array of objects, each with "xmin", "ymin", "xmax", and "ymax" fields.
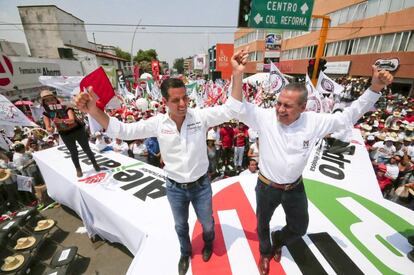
[
  {"xmin": 311, "ymin": 15, "xmax": 330, "ymax": 86},
  {"xmin": 92, "ymin": 32, "xmax": 97, "ymax": 50},
  {"xmin": 130, "ymin": 19, "xmax": 142, "ymax": 67}
]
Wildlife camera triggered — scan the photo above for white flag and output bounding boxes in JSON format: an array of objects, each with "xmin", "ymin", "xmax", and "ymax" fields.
[
  {"xmin": 305, "ymin": 74, "xmax": 323, "ymax": 113},
  {"xmin": 16, "ymin": 175, "xmax": 33, "ymax": 192},
  {"xmin": 39, "ymin": 76, "xmax": 83, "ymax": 97},
  {"xmin": 269, "ymin": 62, "xmax": 288, "ymax": 94},
  {"xmin": 316, "ymin": 71, "xmax": 344, "ymax": 95},
  {"xmin": 0, "ymin": 95, "xmax": 37, "ymax": 127}
]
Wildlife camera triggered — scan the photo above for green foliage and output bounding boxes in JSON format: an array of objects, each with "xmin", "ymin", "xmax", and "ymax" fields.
[
  {"xmin": 132, "ymin": 49, "xmax": 158, "ymax": 73},
  {"xmin": 173, "ymin": 58, "xmax": 184, "ymax": 74},
  {"xmin": 134, "ymin": 49, "xmax": 158, "ymax": 63},
  {"xmin": 114, "ymin": 47, "xmax": 131, "ymax": 61}
]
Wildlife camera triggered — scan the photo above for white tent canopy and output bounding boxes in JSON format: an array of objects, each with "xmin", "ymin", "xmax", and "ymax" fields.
[{"xmin": 243, "ymin": 72, "xmax": 295, "ymax": 84}]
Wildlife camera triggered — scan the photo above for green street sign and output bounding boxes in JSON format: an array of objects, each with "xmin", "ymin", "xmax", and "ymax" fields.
[{"xmin": 238, "ymin": 0, "xmax": 315, "ymax": 31}]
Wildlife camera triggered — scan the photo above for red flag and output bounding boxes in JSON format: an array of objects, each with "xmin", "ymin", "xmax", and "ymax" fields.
[{"xmin": 80, "ymin": 67, "xmax": 115, "ymax": 110}]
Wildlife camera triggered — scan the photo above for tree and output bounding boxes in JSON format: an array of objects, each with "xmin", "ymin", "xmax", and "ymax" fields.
[
  {"xmin": 133, "ymin": 49, "xmax": 158, "ymax": 73},
  {"xmin": 134, "ymin": 49, "xmax": 158, "ymax": 63},
  {"xmin": 173, "ymin": 58, "xmax": 184, "ymax": 74},
  {"xmin": 114, "ymin": 47, "xmax": 131, "ymax": 61}
]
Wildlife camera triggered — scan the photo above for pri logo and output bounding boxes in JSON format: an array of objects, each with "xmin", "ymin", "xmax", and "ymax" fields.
[
  {"xmin": 321, "ymin": 78, "xmax": 334, "ymax": 93},
  {"xmin": 270, "ymin": 73, "xmax": 284, "ymax": 93},
  {"xmin": 77, "ymin": 163, "xmax": 143, "ymax": 184},
  {"xmin": 0, "ymin": 54, "xmax": 14, "ymax": 87}
]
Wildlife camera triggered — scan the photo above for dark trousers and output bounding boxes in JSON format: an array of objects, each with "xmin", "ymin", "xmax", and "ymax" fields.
[
  {"xmin": 60, "ymin": 126, "xmax": 97, "ymax": 169},
  {"xmin": 255, "ymin": 178, "xmax": 309, "ymax": 257},
  {"xmin": 222, "ymin": 147, "xmax": 232, "ymax": 165}
]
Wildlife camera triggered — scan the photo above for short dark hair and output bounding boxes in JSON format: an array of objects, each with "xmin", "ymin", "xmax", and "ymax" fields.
[
  {"xmin": 248, "ymin": 158, "xmax": 257, "ymax": 165},
  {"xmin": 281, "ymin": 83, "xmax": 308, "ymax": 105},
  {"xmin": 160, "ymin": 78, "xmax": 185, "ymax": 100}
]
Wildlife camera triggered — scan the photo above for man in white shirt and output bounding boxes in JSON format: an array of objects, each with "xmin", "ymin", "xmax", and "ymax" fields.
[
  {"xmin": 373, "ymin": 137, "xmax": 396, "ymax": 163},
  {"xmin": 93, "ymin": 132, "xmax": 108, "ymax": 152},
  {"xmin": 229, "ymin": 51, "xmax": 393, "ymax": 275},
  {"xmin": 240, "ymin": 158, "xmax": 258, "ymax": 175},
  {"xmin": 112, "ymin": 138, "xmax": 129, "ymax": 156},
  {"xmin": 75, "ymin": 54, "xmax": 246, "ymax": 275}
]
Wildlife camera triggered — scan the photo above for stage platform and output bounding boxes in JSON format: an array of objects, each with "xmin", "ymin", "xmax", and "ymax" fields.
[{"xmin": 33, "ymin": 131, "xmax": 414, "ymax": 274}]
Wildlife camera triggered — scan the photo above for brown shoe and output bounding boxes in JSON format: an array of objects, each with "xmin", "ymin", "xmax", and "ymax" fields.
[
  {"xmin": 76, "ymin": 168, "xmax": 83, "ymax": 177},
  {"xmin": 258, "ymin": 256, "xmax": 270, "ymax": 275},
  {"xmin": 273, "ymin": 246, "xmax": 282, "ymax": 262},
  {"xmin": 271, "ymin": 231, "xmax": 282, "ymax": 262}
]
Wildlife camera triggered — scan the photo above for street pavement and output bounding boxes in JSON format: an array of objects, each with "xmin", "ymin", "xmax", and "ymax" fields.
[{"xmin": 34, "ymin": 204, "xmax": 133, "ymax": 275}]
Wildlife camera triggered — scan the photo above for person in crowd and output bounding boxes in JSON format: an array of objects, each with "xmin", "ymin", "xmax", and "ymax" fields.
[
  {"xmin": 207, "ymin": 133, "xmax": 217, "ymax": 179},
  {"xmin": 240, "ymin": 158, "xmax": 258, "ymax": 175},
  {"xmin": 376, "ymin": 163, "xmax": 393, "ymax": 195},
  {"xmin": 144, "ymin": 137, "xmax": 161, "ymax": 168},
  {"xmin": 247, "ymin": 137, "xmax": 259, "ymax": 163},
  {"xmin": 385, "ymin": 155, "xmax": 401, "ymax": 183},
  {"xmin": 229, "ymin": 51, "xmax": 393, "ymax": 274},
  {"xmin": 129, "ymin": 139, "xmax": 147, "ymax": 163},
  {"xmin": 220, "ymin": 122, "xmax": 234, "ymax": 171},
  {"xmin": 93, "ymin": 132, "xmax": 109, "ymax": 152},
  {"xmin": 373, "ymin": 136, "xmax": 396, "ymax": 164},
  {"xmin": 41, "ymin": 90, "xmax": 100, "ymax": 177},
  {"xmin": 74, "ymin": 50, "xmax": 246, "ymax": 275},
  {"xmin": 207, "ymin": 126, "xmax": 221, "ymax": 171},
  {"xmin": 112, "ymin": 138, "xmax": 129, "ymax": 156},
  {"xmin": 233, "ymin": 122, "xmax": 248, "ymax": 172}
]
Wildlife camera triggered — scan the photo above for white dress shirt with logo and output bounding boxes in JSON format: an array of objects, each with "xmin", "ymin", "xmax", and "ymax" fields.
[
  {"xmin": 230, "ymin": 89, "xmax": 381, "ymax": 184},
  {"xmin": 106, "ymin": 97, "xmax": 241, "ymax": 183}
]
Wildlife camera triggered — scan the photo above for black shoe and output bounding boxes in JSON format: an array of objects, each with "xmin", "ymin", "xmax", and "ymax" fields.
[
  {"xmin": 76, "ymin": 168, "xmax": 83, "ymax": 177},
  {"xmin": 408, "ymin": 249, "xmax": 414, "ymax": 262},
  {"xmin": 178, "ymin": 256, "xmax": 190, "ymax": 275},
  {"xmin": 408, "ymin": 236, "xmax": 414, "ymax": 246},
  {"xmin": 93, "ymin": 163, "xmax": 101, "ymax": 172},
  {"xmin": 202, "ymin": 243, "xmax": 213, "ymax": 262}
]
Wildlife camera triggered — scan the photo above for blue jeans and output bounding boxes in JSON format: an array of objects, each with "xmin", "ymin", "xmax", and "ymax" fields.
[
  {"xmin": 256, "ymin": 178, "xmax": 309, "ymax": 257},
  {"xmin": 166, "ymin": 174, "xmax": 215, "ymax": 257}
]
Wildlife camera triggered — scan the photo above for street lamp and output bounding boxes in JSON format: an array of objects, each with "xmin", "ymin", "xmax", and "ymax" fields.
[{"xmin": 130, "ymin": 19, "xmax": 143, "ymax": 67}]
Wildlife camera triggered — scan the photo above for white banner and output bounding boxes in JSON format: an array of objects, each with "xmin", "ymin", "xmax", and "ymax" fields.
[
  {"xmin": 33, "ymin": 137, "xmax": 414, "ymax": 275},
  {"xmin": 0, "ymin": 95, "xmax": 37, "ymax": 127}
]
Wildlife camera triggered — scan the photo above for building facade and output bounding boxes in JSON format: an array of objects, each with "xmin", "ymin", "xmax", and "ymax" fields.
[
  {"xmin": 234, "ymin": 0, "xmax": 414, "ymax": 93},
  {"xmin": 279, "ymin": 0, "xmax": 414, "ymax": 94},
  {"xmin": 18, "ymin": 5, "xmax": 90, "ymax": 59}
]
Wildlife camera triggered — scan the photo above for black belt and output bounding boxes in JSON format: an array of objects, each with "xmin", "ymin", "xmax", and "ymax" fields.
[
  {"xmin": 168, "ymin": 174, "xmax": 207, "ymax": 190},
  {"xmin": 258, "ymin": 173, "xmax": 302, "ymax": 191}
]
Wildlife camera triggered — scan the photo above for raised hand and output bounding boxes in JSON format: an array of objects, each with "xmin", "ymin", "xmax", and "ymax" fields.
[
  {"xmin": 370, "ymin": 65, "xmax": 393, "ymax": 93},
  {"xmin": 231, "ymin": 48, "xmax": 249, "ymax": 75},
  {"xmin": 75, "ymin": 86, "xmax": 98, "ymax": 113}
]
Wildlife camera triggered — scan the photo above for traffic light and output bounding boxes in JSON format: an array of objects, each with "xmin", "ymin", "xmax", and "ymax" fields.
[
  {"xmin": 238, "ymin": 0, "xmax": 252, "ymax": 28},
  {"xmin": 319, "ymin": 58, "xmax": 327, "ymax": 74},
  {"xmin": 307, "ymin": 59, "xmax": 315, "ymax": 77}
]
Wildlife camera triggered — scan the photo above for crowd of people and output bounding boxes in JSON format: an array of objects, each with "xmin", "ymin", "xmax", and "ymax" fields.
[
  {"xmin": 1, "ymin": 54, "xmax": 412, "ymax": 273},
  {"xmin": 1, "ymin": 76, "xmax": 412, "ymax": 217}
]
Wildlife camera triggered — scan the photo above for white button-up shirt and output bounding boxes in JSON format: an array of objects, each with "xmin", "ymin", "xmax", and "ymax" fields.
[
  {"xmin": 106, "ymin": 97, "xmax": 241, "ymax": 183},
  {"xmin": 230, "ymin": 89, "xmax": 380, "ymax": 184}
]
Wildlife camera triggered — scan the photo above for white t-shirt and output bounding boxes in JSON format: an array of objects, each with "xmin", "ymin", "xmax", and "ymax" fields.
[{"xmin": 249, "ymin": 142, "xmax": 259, "ymax": 163}]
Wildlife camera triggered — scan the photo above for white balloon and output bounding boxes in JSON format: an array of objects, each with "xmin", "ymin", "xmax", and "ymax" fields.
[{"xmin": 136, "ymin": 98, "xmax": 149, "ymax": 111}]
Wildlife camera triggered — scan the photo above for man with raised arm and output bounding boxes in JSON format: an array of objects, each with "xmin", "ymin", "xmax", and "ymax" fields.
[
  {"xmin": 74, "ymin": 50, "xmax": 248, "ymax": 275},
  {"xmin": 229, "ymin": 55, "xmax": 393, "ymax": 275}
]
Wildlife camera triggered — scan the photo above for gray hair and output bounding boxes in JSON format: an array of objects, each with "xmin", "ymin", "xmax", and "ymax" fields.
[{"xmin": 281, "ymin": 83, "xmax": 308, "ymax": 105}]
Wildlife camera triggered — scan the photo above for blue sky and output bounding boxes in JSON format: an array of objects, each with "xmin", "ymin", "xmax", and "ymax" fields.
[{"xmin": 0, "ymin": 0, "xmax": 240, "ymax": 65}]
